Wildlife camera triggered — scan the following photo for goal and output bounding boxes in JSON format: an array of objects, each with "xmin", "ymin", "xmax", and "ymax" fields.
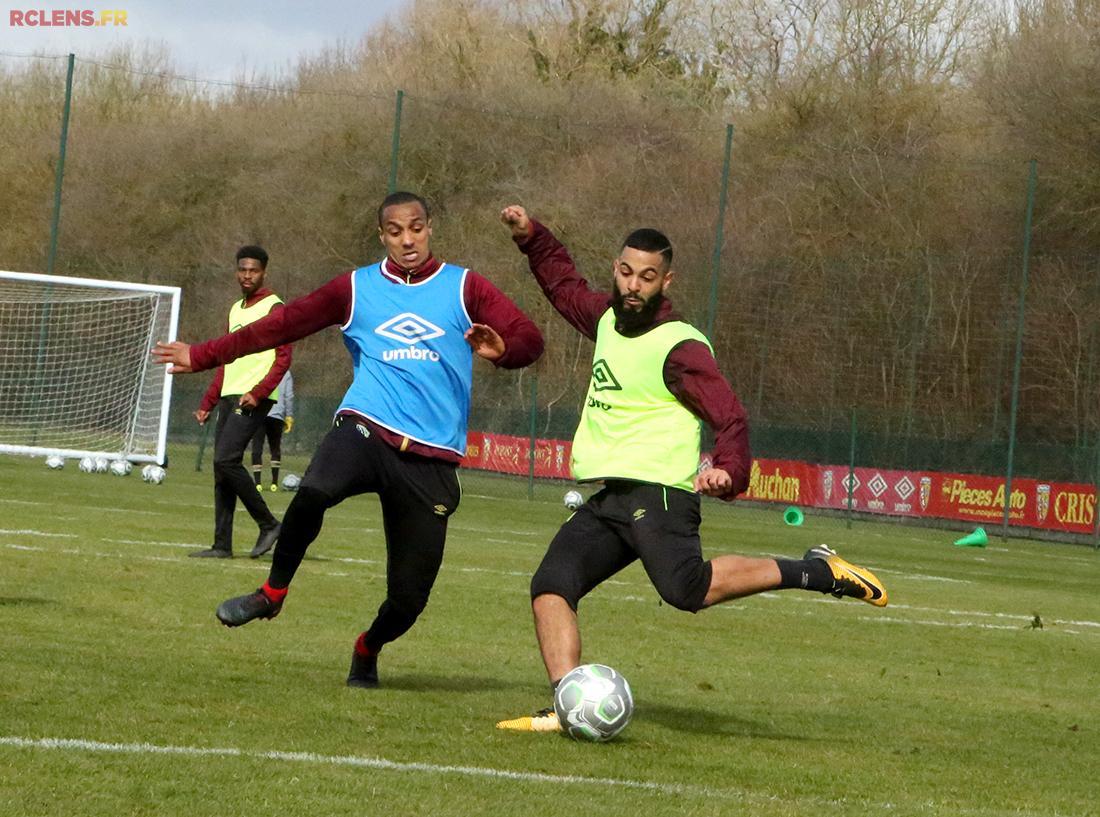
[{"xmin": 0, "ymin": 270, "xmax": 181, "ymax": 464}]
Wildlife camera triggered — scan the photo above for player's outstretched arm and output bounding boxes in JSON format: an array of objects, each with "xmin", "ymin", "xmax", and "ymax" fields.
[
  {"xmin": 153, "ymin": 273, "xmax": 352, "ymax": 374},
  {"xmin": 152, "ymin": 340, "xmax": 193, "ymax": 373},
  {"xmin": 499, "ymin": 204, "xmax": 605, "ymax": 340}
]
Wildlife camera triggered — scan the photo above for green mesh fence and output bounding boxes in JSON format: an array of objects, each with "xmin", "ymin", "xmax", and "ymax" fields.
[{"xmin": 3, "ymin": 53, "xmax": 1099, "ymax": 543}]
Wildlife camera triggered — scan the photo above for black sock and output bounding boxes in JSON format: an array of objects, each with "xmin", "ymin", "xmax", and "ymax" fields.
[
  {"xmin": 272, "ymin": 462, "xmax": 280, "ymax": 484},
  {"xmin": 252, "ymin": 466, "xmax": 262, "ymax": 486},
  {"xmin": 776, "ymin": 558, "xmax": 833, "ymax": 592}
]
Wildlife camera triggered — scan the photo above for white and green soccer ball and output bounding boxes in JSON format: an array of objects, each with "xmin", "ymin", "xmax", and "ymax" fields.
[
  {"xmin": 45, "ymin": 455, "xmax": 65, "ymax": 470},
  {"xmin": 554, "ymin": 663, "xmax": 634, "ymax": 742},
  {"xmin": 109, "ymin": 459, "xmax": 133, "ymax": 477},
  {"xmin": 78, "ymin": 456, "xmax": 95, "ymax": 473},
  {"xmin": 93, "ymin": 456, "xmax": 109, "ymax": 473},
  {"xmin": 281, "ymin": 473, "xmax": 301, "ymax": 492},
  {"xmin": 141, "ymin": 464, "xmax": 166, "ymax": 484},
  {"xmin": 563, "ymin": 489, "xmax": 584, "ymax": 511}
]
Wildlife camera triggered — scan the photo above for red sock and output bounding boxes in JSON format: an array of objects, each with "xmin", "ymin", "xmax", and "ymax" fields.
[
  {"xmin": 261, "ymin": 582, "xmax": 288, "ymax": 603},
  {"xmin": 354, "ymin": 632, "xmax": 380, "ymax": 657}
]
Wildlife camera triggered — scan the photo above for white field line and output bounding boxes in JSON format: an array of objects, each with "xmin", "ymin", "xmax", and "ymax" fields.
[
  {"xmin": 324, "ymin": 525, "xmax": 381, "ymax": 535},
  {"xmin": 873, "ymin": 568, "xmax": 971, "ymax": 584},
  {"xmin": 0, "ymin": 529, "xmax": 76, "ymax": 538},
  {"xmin": 867, "ymin": 615, "xmax": 1024, "ymax": 631},
  {"xmin": 463, "ymin": 493, "xmax": 555, "ymax": 506},
  {"xmin": 0, "ymin": 735, "xmax": 1079, "ymax": 816},
  {"xmin": 770, "ymin": 604, "xmax": 1076, "ymax": 633},
  {"xmin": 0, "ymin": 497, "xmax": 166, "ymax": 516},
  {"xmin": 451, "ymin": 523, "xmax": 544, "ymax": 537},
  {"xmin": 751, "ymin": 591, "xmax": 1100, "ymax": 632},
  {"xmin": 12, "ymin": 539, "xmax": 624, "ymax": 585},
  {"xmin": 6, "ymin": 536, "xmax": 1100, "ymax": 636},
  {"xmin": 106, "ymin": 538, "xmax": 207, "ymax": 548},
  {"xmin": 1, "ymin": 543, "xmax": 339, "ymax": 578},
  {"xmin": 0, "ymin": 735, "xmax": 729, "ymax": 799}
]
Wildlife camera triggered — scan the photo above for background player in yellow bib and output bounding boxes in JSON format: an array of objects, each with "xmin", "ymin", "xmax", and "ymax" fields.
[
  {"xmin": 495, "ymin": 206, "xmax": 888, "ymax": 733},
  {"xmin": 190, "ymin": 245, "xmax": 290, "ymax": 560}
]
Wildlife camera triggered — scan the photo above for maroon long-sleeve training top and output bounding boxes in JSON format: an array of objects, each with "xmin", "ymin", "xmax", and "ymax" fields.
[
  {"xmin": 198, "ymin": 287, "xmax": 292, "ymax": 413},
  {"xmin": 189, "ymin": 256, "xmax": 545, "ymax": 463},
  {"xmin": 516, "ymin": 219, "xmax": 751, "ymax": 500}
]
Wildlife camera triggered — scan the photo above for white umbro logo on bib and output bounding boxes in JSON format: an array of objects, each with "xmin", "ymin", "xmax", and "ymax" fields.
[{"xmin": 375, "ymin": 313, "xmax": 445, "ymax": 345}]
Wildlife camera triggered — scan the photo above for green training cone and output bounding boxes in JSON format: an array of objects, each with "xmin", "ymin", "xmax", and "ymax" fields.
[
  {"xmin": 783, "ymin": 506, "xmax": 804, "ymax": 526},
  {"xmin": 953, "ymin": 527, "xmax": 987, "ymax": 547}
]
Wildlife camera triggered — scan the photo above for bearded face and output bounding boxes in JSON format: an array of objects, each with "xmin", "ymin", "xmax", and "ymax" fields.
[{"xmin": 610, "ymin": 284, "xmax": 666, "ymax": 332}]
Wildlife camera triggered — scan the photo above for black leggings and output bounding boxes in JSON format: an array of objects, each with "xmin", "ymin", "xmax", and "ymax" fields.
[
  {"xmin": 212, "ymin": 396, "xmax": 277, "ymax": 549},
  {"xmin": 251, "ymin": 416, "xmax": 284, "ymax": 465},
  {"xmin": 269, "ymin": 416, "xmax": 461, "ymax": 651}
]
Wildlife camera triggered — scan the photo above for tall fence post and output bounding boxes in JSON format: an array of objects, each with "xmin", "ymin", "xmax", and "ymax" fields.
[
  {"xmin": 30, "ymin": 54, "xmax": 76, "ymax": 446},
  {"xmin": 705, "ymin": 123, "xmax": 733, "ymax": 340},
  {"xmin": 526, "ymin": 373, "xmax": 538, "ymax": 500},
  {"xmin": 846, "ymin": 408, "xmax": 857, "ymax": 530},
  {"xmin": 387, "ymin": 89, "xmax": 404, "ymax": 194},
  {"xmin": 1001, "ymin": 159, "xmax": 1038, "ymax": 539},
  {"xmin": 47, "ymin": 53, "xmax": 75, "ymax": 274},
  {"xmin": 1093, "ymin": 436, "xmax": 1100, "ymax": 549},
  {"xmin": 753, "ymin": 277, "xmax": 772, "ymax": 421},
  {"xmin": 901, "ymin": 259, "xmax": 926, "ymax": 465}
]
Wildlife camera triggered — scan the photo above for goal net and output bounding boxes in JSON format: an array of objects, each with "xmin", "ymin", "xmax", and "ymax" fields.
[{"xmin": 0, "ymin": 270, "xmax": 180, "ymax": 464}]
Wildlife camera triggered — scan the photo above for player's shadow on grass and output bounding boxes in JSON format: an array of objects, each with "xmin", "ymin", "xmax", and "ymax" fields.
[
  {"xmin": 0, "ymin": 596, "xmax": 55, "ymax": 607},
  {"xmin": 641, "ymin": 702, "xmax": 807, "ymax": 740},
  {"xmin": 379, "ymin": 673, "xmax": 530, "ymax": 693}
]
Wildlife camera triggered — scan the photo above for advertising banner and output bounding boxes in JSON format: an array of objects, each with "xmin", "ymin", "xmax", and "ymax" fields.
[
  {"xmin": 464, "ymin": 432, "xmax": 1096, "ymax": 535},
  {"xmin": 778, "ymin": 459, "xmax": 1096, "ymax": 536},
  {"xmin": 462, "ymin": 431, "xmax": 572, "ymax": 480}
]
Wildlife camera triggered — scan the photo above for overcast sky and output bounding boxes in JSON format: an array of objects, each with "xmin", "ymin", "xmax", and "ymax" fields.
[{"xmin": 0, "ymin": 0, "xmax": 406, "ymax": 80}]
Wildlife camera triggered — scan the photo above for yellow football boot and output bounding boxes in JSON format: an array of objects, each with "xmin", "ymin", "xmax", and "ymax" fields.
[
  {"xmin": 805, "ymin": 545, "xmax": 888, "ymax": 607},
  {"xmin": 495, "ymin": 707, "xmax": 561, "ymax": 733}
]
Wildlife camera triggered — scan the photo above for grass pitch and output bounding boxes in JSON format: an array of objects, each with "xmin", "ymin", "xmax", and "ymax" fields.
[{"xmin": 1, "ymin": 447, "xmax": 1097, "ymax": 816}]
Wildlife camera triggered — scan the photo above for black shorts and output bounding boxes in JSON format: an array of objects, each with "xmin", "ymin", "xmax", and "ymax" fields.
[
  {"xmin": 300, "ymin": 415, "xmax": 461, "ymax": 515},
  {"xmin": 530, "ymin": 481, "xmax": 711, "ymax": 613}
]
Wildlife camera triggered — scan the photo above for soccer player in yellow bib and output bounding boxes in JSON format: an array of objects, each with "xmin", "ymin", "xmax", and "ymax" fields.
[
  {"xmin": 190, "ymin": 246, "xmax": 290, "ymax": 560},
  {"xmin": 495, "ymin": 206, "xmax": 888, "ymax": 733}
]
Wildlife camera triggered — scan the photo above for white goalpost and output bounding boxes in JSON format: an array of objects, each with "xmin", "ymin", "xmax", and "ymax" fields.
[{"xmin": 0, "ymin": 270, "xmax": 180, "ymax": 465}]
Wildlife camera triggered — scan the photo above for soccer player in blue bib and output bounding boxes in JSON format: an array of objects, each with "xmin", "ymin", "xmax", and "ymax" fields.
[{"xmin": 155, "ymin": 192, "xmax": 544, "ymax": 688}]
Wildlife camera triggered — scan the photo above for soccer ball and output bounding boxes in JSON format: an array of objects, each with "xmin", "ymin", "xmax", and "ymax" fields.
[
  {"xmin": 93, "ymin": 456, "xmax": 109, "ymax": 473},
  {"xmin": 78, "ymin": 456, "xmax": 95, "ymax": 473},
  {"xmin": 45, "ymin": 455, "xmax": 65, "ymax": 470},
  {"xmin": 141, "ymin": 464, "xmax": 166, "ymax": 484},
  {"xmin": 553, "ymin": 664, "xmax": 634, "ymax": 742},
  {"xmin": 109, "ymin": 459, "xmax": 133, "ymax": 477},
  {"xmin": 281, "ymin": 473, "xmax": 301, "ymax": 492},
  {"xmin": 563, "ymin": 490, "xmax": 584, "ymax": 510}
]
